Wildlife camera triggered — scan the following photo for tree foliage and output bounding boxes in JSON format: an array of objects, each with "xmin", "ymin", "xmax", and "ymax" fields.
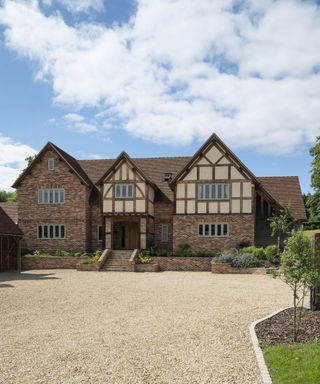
[
  {"xmin": 0, "ymin": 190, "xmax": 17, "ymax": 202},
  {"xmin": 306, "ymin": 137, "xmax": 320, "ymax": 223},
  {"xmin": 278, "ymin": 229, "xmax": 320, "ymax": 341},
  {"xmin": 25, "ymin": 155, "xmax": 37, "ymax": 166},
  {"xmin": 268, "ymin": 205, "xmax": 294, "ymax": 253}
]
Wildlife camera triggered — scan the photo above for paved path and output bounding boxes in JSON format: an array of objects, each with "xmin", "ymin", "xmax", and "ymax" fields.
[{"xmin": 0, "ymin": 271, "xmax": 292, "ymax": 384}]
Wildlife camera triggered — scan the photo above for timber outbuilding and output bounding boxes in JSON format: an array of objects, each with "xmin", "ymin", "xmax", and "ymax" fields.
[{"xmin": 0, "ymin": 207, "xmax": 23, "ymax": 272}]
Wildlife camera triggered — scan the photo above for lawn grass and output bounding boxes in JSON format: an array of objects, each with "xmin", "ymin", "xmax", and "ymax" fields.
[
  {"xmin": 263, "ymin": 341, "xmax": 320, "ymax": 384},
  {"xmin": 303, "ymin": 229, "xmax": 320, "ymax": 238}
]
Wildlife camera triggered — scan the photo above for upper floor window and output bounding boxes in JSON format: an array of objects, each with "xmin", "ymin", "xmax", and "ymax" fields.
[
  {"xmin": 198, "ymin": 183, "xmax": 229, "ymax": 200},
  {"xmin": 115, "ymin": 183, "xmax": 133, "ymax": 198},
  {"xmin": 48, "ymin": 158, "xmax": 55, "ymax": 170},
  {"xmin": 38, "ymin": 224, "xmax": 66, "ymax": 239},
  {"xmin": 38, "ymin": 189, "xmax": 65, "ymax": 204},
  {"xmin": 198, "ymin": 223, "xmax": 229, "ymax": 237}
]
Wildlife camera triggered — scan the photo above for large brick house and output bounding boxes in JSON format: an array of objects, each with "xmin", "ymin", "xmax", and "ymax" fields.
[{"xmin": 13, "ymin": 133, "xmax": 306, "ymax": 254}]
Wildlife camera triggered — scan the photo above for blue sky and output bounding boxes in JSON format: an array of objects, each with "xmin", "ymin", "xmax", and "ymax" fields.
[{"xmin": 0, "ymin": 0, "xmax": 319, "ymax": 193}]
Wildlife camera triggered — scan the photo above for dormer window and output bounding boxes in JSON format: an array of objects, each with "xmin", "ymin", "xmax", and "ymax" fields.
[
  {"xmin": 164, "ymin": 172, "xmax": 172, "ymax": 181},
  {"xmin": 115, "ymin": 183, "xmax": 133, "ymax": 198},
  {"xmin": 48, "ymin": 158, "xmax": 55, "ymax": 171}
]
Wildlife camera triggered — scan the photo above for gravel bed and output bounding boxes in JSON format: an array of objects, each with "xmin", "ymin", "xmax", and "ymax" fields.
[{"xmin": 0, "ymin": 271, "xmax": 292, "ymax": 384}]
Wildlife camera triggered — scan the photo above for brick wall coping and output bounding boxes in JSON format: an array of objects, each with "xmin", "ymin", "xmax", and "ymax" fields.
[{"xmin": 212, "ymin": 262, "xmax": 275, "ymax": 275}]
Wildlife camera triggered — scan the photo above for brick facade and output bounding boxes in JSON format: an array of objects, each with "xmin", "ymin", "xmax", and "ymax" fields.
[
  {"xmin": 154, "ymin": 201, "xmax": 174, "ymax": 250},
  {"xmin": 173, "ymin": 214, "xmax": 255, "ymax": 254},
  {"xmin": 18, "ymin": 149, "xmax": 91, "ymax": 253}
]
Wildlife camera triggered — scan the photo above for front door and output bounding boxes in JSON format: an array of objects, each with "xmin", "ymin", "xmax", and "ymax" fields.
[{"xmin": 123, "ymin": 222, "xmax": 139, "ymax": 249}]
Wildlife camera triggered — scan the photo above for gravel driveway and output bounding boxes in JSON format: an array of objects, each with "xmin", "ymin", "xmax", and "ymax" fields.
[{"xmin": 0, "ymin": 271, "xmax": 291, "ymax": 384}]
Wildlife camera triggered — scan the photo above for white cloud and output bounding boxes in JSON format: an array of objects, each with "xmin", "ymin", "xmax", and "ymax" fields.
[
  {"xmin": 63, "ymin": 113, "xmax": 84, "ymax": 122},
  {"xmin": 0, "ymin": 0, "xmax": 319, "ymax": 154},
  {"xmin": 0, "ymin": 135, "xmax": 38, "ymax": 190},
  {"xmin": 41, "ymin": 0, "xmax": 103, "ymax": 13}
]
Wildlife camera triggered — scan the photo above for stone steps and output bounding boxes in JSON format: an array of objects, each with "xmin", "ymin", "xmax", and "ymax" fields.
[{"xmin": 100, "ymin": 250, "xmax": 133, "ymax": 272}]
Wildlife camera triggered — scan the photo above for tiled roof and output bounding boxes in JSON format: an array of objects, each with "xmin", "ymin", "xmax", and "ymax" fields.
[
  {"xmin": 0, "ymin": 202, "xmax": 18, "ymax": 224},
  {"xmin": 0, "ymin": 207, "xmax": 23, "ymax": 236},
  {"xmin": 258, "ymin": 176, "xmax": 306, "ymax": 221}
]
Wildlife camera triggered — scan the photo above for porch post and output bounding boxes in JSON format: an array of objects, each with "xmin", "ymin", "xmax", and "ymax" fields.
[
  {"xmin": 105, "ymin": 217, "xmax": 112, "ymax": 249},
  {"xmin": 140, "ymin": 217, "xmax": 147, "ymax": 250}
]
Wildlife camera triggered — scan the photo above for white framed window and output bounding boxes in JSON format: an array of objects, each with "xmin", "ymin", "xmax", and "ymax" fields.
[
  {"xmin": 115, "ymin": 183, "xmax": 134, "ymax": 198},
  {"xmin": 198, "ymin": 183, "xmax": 229, "ymax": 200},
  {"xmin": 38, "ymin": 189, "xmax": 65, "ymax": 204},
  {"xmin": 48, "ymin": 158, "xmax": 55, "ymax": 171},
  {"xmin": 98, "ymin": 225, "xmax": 103, "ymax": 242},
  {"xmin": 161, "ymin": 224, "xmax": 169, "ymax": 242},
  {"xmin": 198, "ymin": 223, "xmax": 229, "ymax": 237},
  {"xmin": 37, "ymin": 224, "xmax": 66, "ymax": 239}
]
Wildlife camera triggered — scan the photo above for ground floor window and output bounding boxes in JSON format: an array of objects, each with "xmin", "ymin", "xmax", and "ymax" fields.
[
  {"xmin": 198, "ymin": 223, "xmax": 229, "ymax": 237},
  {"xmin": 38, "ymin": 224, "xmax": 66, "ymax": 239},
  {"xmin": 161, "ymin": 224, "xmax": 169, "ymax": 242},
  {"xmin": 98, "ymin": 225, "xmax": 103, "ymax": 242}
]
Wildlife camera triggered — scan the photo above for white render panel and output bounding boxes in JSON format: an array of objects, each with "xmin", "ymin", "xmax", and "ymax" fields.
[
  {"xmin": 114, "ymin": 168, "xmax": 121, "ymax": 180},
  {"xmin": 187, "ymin": 200, "xmax": 196, "ymax": 214},
  {"xmin": 125, "ymin": 200, "xmax": 134, "ymax": 212},
  {"xmin": 197, "ymin": 157, "xmax": 210, "ymax": 165},
  {"xmin": 220, "ymin": 202, "xmax": 230, "ymax": 213},
  {"xmin": 183, "ymin": 167, "xmax": 197, "ymax": 181},
  {"xmin": 243, "ymin": 182, "xmax": 252, "ymax": 197},
  {"xmin": 232, "ymin": 199, "xmax": 241, "ymax": 213},
  {"xmin": 136, "ymin": 183, "xmax": 146, "ymax": 196},
  {"xmin": 243, "ymin": 200, "xmax": 252, "ymax": 213},
  {"xmin": 103, "ymin": 200, "xmax": 113, "ymax": 213},
  {"xmin": 176, "ymin": 201, "xmax": 185, "ymax": 214},
  {"xmin": 187, "ymin": 183, "xmax": 196, "ymax": 198},
  {"xmin": 104, "ymin": 184, "xmax": 113, "ymax": 198},
  {"xmin": 232, "ymin": 182, "xmax": 241, "ymax": 198},
  {"xmin": 128, "ymin": 168, "xmax": 134, "ymax": 180},
  {"xmin": 217, "ymin": 156, "xmax": 231, "ymax": 165},
  {"xmin": 208, "ymin": 202, "xmax": 218, "ymax": 213},
  {"xmin": 215, "ymin": 166, "xmax": 228, "ymax": 179},
  {"xmin": 121, "ymin": 163, "xmax": 127, "ymax": 180},
  {"xmin": 199, "ymin": 166, "xmax": 213, "ymax": 180},
  {"xmin": 136, "ymin": 200, "xmax": 146, "ymax": 212},
  {"xmin": 197, "ymin": 202, "xmax": 207, "ymax": 214},
  {"xmin": 115, "ymin": 201, "xmax": 123, "ymax": 212},
  {"xmin": 231, "ymin": 166, "xmax": 245, "ymax": 180},
  {"xmin": 177, "ymin": 184, "xmax": 185, "ymax": 198},
  {"xmin": 205, "ymin": 145, "xmax": 223, "ymax": 164}
]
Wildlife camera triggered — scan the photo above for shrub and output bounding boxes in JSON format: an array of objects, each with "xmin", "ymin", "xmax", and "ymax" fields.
[
  {"xmin": 265, "ymin": 245, "xmax": 278, "ymax": 263},
  {"xmin": 137, "ymin": 254, "xmax": 152, "ymax": 264},
  {"xmin": 195, "ymin": 249, "xmax": 207, "ymax": 257},
  {"xmin": 212, "ymin": 250, "xmax": 235, "ymax": 264},
  {"xmin": 238, "ymin": 240, "xmax": 252, "ymax": 249},
  {"xmin": 241, "ymin": 246, "xmax": 265, "ymax": 260},
  {"xmin": 232, "ymin": 253, "xmax": 259, "ymax": 268},
  {"xmin": 175, "ymin": 243, "xmax": 191, "ymax": 257}
]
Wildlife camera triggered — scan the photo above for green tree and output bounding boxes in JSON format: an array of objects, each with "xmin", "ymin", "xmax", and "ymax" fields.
[
  {"xmin": 268, "ymin": 205, "xmax": 294, "ymax": 253},
  {"xmin": 25, "ymin": 155, "xmax": 37, "ymax": 166},
  {"xmin": 0, "ymin": 190, "xmax": 17, "ymax": 202},
  {"xmin": 306, "ymin": 137, "xmax": 320, "ymax": 223},
  {"xmin": 278, "ymin": 229, "xmax": 319, "ymax": 341}
]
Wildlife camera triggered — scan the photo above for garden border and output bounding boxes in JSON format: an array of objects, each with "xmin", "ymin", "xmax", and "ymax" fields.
[{"xmin": 249, "ymin": 307, "xmax": 290, "ymax": 384}]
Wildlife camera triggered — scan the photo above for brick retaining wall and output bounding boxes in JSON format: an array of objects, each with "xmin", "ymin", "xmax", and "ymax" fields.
[
  {"xmin": 22, "ymin": 256, "xmax": 79, "ymax": 270},
  {"xmin": 151, "ymin": 256, "xmax": 211, "ymax": 271}
]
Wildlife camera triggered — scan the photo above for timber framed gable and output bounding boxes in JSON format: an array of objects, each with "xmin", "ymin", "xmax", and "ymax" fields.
[{"xmin": 98, "ymin": 152, "xmax": 157, "ymax": 217}]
